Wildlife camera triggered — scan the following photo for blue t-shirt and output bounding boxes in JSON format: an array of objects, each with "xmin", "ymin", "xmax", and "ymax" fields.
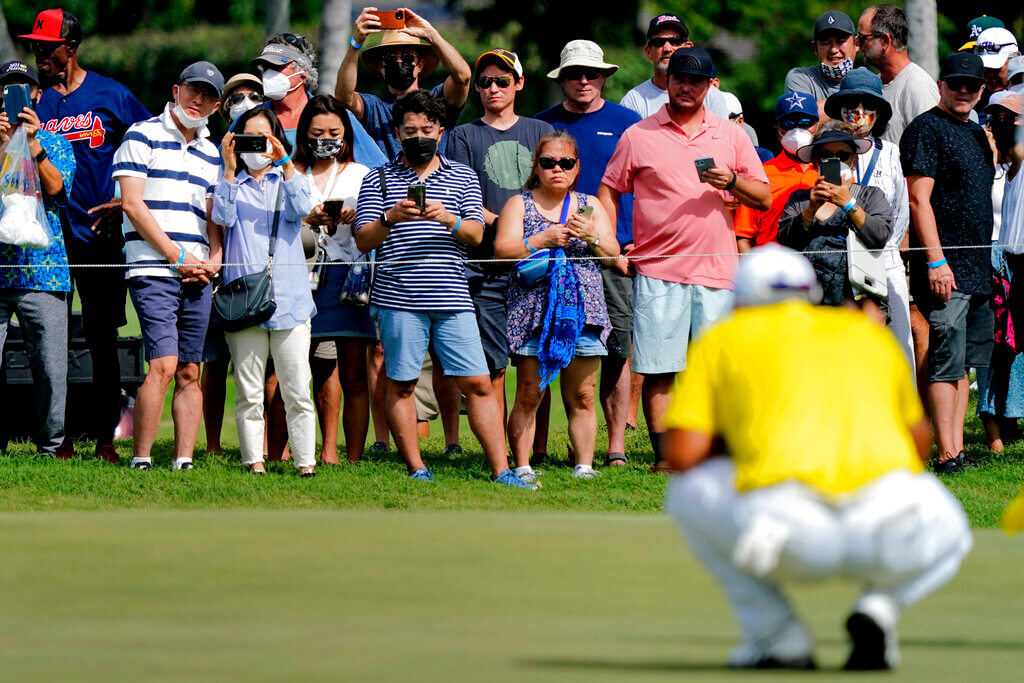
[
  {"xmin": 535, "ymin": 100, "xmax": 641, "ymax": 246},
  {"xmin": 359, "ymin": 83, "xmax": 462, "ymax": 160},
  {"xmin": 36, "ymin": 71, "xmax": 151, "ymax": 258}
]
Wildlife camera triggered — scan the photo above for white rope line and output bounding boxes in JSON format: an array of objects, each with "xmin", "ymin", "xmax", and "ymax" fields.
[{"xmin": 0, "ymin": 242, "xmax": 1015, "ymax": 269}]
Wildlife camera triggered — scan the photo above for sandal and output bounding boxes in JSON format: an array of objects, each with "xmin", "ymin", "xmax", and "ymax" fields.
[{"xmin": 605, "ymin": 453, "xmax": 628, "ymax": 467}]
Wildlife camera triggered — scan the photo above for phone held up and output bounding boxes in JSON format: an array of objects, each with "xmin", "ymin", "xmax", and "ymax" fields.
[
  {"xmin": 373, "ymin": 10, "xmax": 406, "ymax": 29},
  {"xmin": 820, "ymin": 157, "xmax": 842, "ymax": 186},
  {"xmin": 576, "ymin": 205, "xmax": 594, "ymax": 219},
  {"xmin": 694, "ymin": 157, "xmax": 715, "ymax": 183},
  {"xmin": 2, "ymin": 84, "xmax": 32, "ymax": 121},
  {"xmin": 407, "ymin": 183, "xmax": 426, "ymax": 212},
  {"xmin": 232, "ymin": 134, "xmax": 268, "ymax": 154},
  {"xmin": 323, "ymin": 199, "xmax": 344, "ymax": 222}
]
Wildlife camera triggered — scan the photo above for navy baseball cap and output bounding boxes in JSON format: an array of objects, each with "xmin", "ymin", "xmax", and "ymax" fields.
[
  {"xmin": 647, "ymin": 13, "xmax": 689, "ymax": 41},
  {"xmin": 179, "ymin": 61, "xmax": 225, "ymax": 98},
  {"xmin": 813, "ymin": 11, "xmax": 855, "ymax": 39},
  {"xmin": 775, "ymin": 91, "xmax": 818, "ymax": 121},
  {"xmin": 667, "ymin": 47, "xmax": 714, "ymax": 79},
  {"xmin": 0, "ymin": 60, "xmax": 39, "ymax": 86}
]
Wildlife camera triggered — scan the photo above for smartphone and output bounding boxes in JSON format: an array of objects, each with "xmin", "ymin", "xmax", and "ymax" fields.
[
  {"xmin": 323, "ymin": 199, "xmax": 344, "ymax": 221},
  {"xmin": 373, "ymin": 10, "xmax": 406, "ymax": 29},
  {"xmin": 2, "ymin": 84, "xmax": 32, "ymax": 120},
  {"xmin": 407, "ymin": 183, "xmax": 426, "ymax": 212},
  {"xmin": 576, "ymin": 205, "xmax": 594, "ymax": 219},
  {"xmin": 820, "ymin": 157, "xmax": 842, "ymax": 185},
  {"xmin": 694, "ymin": 157, "xmax": 716, "ymax": 182},
  {"xmin": 232, "ymin": 134, "xmax": 267, "ymax": 153}
]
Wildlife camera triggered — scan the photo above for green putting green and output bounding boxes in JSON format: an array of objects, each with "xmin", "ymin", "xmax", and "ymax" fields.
[{"xmin": 1, "ymin": 510, "xmax": 1021, "ymax": 680}]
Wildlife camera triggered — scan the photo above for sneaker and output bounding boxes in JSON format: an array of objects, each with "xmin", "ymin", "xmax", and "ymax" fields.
[
  {"xmin": 300, "ymin": 468, "xmax": 316, "ymax": 478},
  {"xmin": 443, "ymin": 443, "xmax": 464, "ymax": 457},
  {"xmin": 172, "ymin": 458, "xmax": 194, "ymax": 471},
  {"xmin": 957, "ymin": 451, "xmax": 978, "ymax": 468},
  {"xmin": 55, "ymin": 441, "xmax": 77, "ymax": 460},
  {"xmin": 514, "ymin": 465, "xmax": 542, "ymax": 483},
  {"xmin": 572, "ymin": 464, "xmax": 602, "ymax": 479},
  {"xmin": 933, "ymin": 456, "xmax": 963, "ymax": 475},
  {"xmin": 729, "ymin": 620, "xmax": 815, "ymax": 670},
  {"xmin": 95, "ymin": 444, "xmax": 120, "ymax": 464},
  {"xmin": 492, "ymin": 469, "xmax": 538, "ymax": 489},
  {"xmin": 410, "ymin": 468, "xmax": 434, "ymax": 482},
  {"xmin": 131, "ymin": 458, "xmax": 152, "ymax": 470},
  {"xmin": 367, "ymin": 441, "xmax": 389, "ymax": 455},
  {"xmin": 844, "ymin": 595, "xmax": 900, "ymax": 670}
]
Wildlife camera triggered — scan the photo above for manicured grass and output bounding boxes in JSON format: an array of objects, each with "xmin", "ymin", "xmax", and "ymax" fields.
[{"xmin": 1, "ymin": 510, "xmax": 1021, "ymax": 681}]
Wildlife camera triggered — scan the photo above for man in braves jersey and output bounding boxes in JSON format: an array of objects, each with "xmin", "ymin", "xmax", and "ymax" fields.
[{"xmin": 21, "ymin": 9, "xmax": 150, "ymax": 463}]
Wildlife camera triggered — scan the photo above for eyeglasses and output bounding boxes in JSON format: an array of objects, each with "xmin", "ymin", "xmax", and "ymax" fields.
[
  {"xmin": 854, "ymin": 32, "xmax": 884, "ymax": 44},
  {"xmin": 560, "ymin": 67, "xmax": 605, "ymax": 81},
  {"xmin": 475, "ymin": 76, "xmax": 512, "ymax": 89},
  {"xmin": 944, "ymin": 77, "xmax": 983, "ymax": 93},
  {"xmin": 537, "ymin": 156, "xmax": 578, "ymax": 170},
  {"xmin": 180, "ymin": 82, "xmax": 218, "ymax": 103},
  {"xmin": 817, "ymin": 150, "xmax": 856, "ymax": 163},
  {"xmin": 988, "ymin": 113, "xmax": 1017, "ymax": 127},
  {"xmin": 226, "ymin": 92, "xmax": 265, "ymax": 107},
  {"xmin": 777, "ymin": 116, "xmax": 816, "ymax": 131},
  {"xmin": 728, "ymin": 112, "xmax": 743, "ymax": 120},
  {"xmin": 384, "ymin": 51, "xmax": 419, "ymax": 65},
  {"xmin": 28, "ymin": 40, "xmax": 64, "ymax": 56},
  {"xmin": 974, "ymin": 41, "xmax": 1016, "ymax": 55},
  {"xmin": 647, "ymin": 36, "xmax": 686, "ymax": 48}
]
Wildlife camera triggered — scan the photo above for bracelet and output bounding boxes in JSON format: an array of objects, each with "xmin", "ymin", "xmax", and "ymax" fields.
[
  {"xmin": 524, "ymin": 236, "xmax": 537, "ymax": 254},
  {"xmin": 927, "ymin": 258, "xmax": 947, "ymax": 269},
  {"xmin": 172, "ymin": 247, "xmax": 185, "ymax": 269},
  {"xmin": 723, "ymin": 171, "xmax": 737, "ymax": 191},
  {"xmin": 272, "ymin": 154, "xmax": 291, "ymax": 167},
  {"xmin": 451, "ymin": 216, "xmax": 461, "ymax": 234},
  {"xmin": 843, "ymin": 198, "xmax": 858, "ymax": 214},
  {"xmin": 34, "ymin": 148, "xmax": 48, "ymax": 164},
  {"xmin": 349, "ymin": 36, "xmax": 362, "ymax": 50}
]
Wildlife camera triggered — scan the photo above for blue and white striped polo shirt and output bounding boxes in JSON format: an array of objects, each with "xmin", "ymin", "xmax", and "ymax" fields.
[
  {"xmin": 112, "ymin": 104, "xmax": 221, "ymax": 278},
  {"xmin": 355, "ymin": 155, "xmax": 484, "ymax": 312}
]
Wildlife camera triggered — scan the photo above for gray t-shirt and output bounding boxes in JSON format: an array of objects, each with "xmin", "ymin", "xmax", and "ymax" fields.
[
  {"xmin": 881, "ymin": 61, "xmax": 939, "ymax": 146},
  {"xmin": 620, "ymin": 77, "xmax": 728, "ymax": 120},
  {"xmin": 784, "ymin": 65, "xmax": 874, "ymax": 102}
]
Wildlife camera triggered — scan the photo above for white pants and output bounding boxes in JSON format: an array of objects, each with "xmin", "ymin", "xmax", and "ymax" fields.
[
  {"xmin": 666, "ymin": 458, "xmax": 971, "ymax": 650},
  {"xmin": 884, "ymin": 246, "xmax": 914, "ymax": 368},
  {"xmin": 226, "ymin": 321, "xmax": 316, "ymax": 469}
]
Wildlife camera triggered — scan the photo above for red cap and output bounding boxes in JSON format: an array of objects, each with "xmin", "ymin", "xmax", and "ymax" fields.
[{"xmin": 19, "ymin": 9, "xmax": 66, "ymax": 41}]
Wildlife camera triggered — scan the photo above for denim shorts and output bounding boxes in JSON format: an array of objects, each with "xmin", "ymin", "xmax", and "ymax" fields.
[
  {"xmin": 128, "ymin": 275, "xmax": 212, "ymax": 363},
  {"xmin": 513, "ymin": 329, "xmax": 607, "ymax": 357},
  {"xmin": 370, "ymin": 306, "xmax": 489, "ymax": 382}
]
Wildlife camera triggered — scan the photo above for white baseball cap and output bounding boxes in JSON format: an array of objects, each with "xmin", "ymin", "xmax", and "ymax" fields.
[
  {"xmin": 974, "ymin": 27, "xmax": 1018, "ymax": 70},
  {"xmin": 721, "ymin": 92, "xmax": 743, "ymax": 118},
  {"xmin": 734, "ymin": 245, "xmax": 822, "ymax": 308}
]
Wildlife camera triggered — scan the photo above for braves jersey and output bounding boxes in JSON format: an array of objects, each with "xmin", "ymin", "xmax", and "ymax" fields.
[{"xmin": 36, "ymin": 70, "xmax": 151, "ymax": 257}]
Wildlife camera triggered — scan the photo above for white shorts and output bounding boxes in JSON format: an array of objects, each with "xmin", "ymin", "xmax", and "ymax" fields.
[{"xmin": 632, "ymin": 275, "xmax": 733, "ymax": 374}]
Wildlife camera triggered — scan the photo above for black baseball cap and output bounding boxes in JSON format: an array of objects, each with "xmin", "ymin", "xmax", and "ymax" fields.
[
  {"xmin": 667, "ymin": 47, "xmax": 714, "ymax": 79},
  {"xmin": 647, "ymin": 13, "xmax": 689, "ymax": 41},
  {"xmin": 0, "ymin": 60, "xmax": 39, "ymax": 86},
  {"xmin": 813, "ymin": 11, "xmax": 855, "ymax": 39},
  {"xmin": 939, "ymin": 52, "xmax": 984, "ymax": 82}
]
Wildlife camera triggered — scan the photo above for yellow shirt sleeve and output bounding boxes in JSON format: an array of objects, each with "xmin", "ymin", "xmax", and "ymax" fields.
[{"xmin": 664, "ymin": 334, "xmax": 716, "ymax": 435}]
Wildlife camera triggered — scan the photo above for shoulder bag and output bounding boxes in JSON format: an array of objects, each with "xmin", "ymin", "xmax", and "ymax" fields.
[
  {"xmin": 846, "ymin": 184, "xmax": 888, "ymax": 299},
  {"xmin": 338, "ymin": 167, "xmax": 385, "ymax": 306}
]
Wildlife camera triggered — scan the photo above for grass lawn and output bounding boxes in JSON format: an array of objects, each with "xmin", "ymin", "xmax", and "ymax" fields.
[{"xmin": 1, "ymin": 510, "xmax": 1022, "ymax": 681}]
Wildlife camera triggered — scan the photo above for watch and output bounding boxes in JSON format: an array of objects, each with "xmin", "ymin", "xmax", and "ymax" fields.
[
  {"xmin": 34, "ymin": 148, "xmax": 48, "ymax": 164},
  {"xmin": 380, "ymin": 211, "xmax": 396, "ymax": 228},
  {"xmin": 593, "ymin": 233, "xmax": 600, "ymax": 247}
]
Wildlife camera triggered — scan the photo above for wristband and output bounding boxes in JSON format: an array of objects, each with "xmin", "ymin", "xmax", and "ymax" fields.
[
  {"xmin": 524, "ymin": 236, "xmax": 537, "ymax": 254},
  {"xmin": 34, "ymin": 148, "xmax": 48, "ymax": 164},
  {"xmin": 272, "ymin": 154, "xmax": 291, "ymax": 167},
  {"xmin": 927, "ymin": 258, "xmax": 947, "ymax": 269},
  {"xmin": 843, "ymin": 198, "xmax": 858, "ymax": 214},
  {"xmin": 349, "ymin": 36, "xmax": 363, "ymax": 50},
  {"xmin": 172, "ymin": 247, "xmax": 185, "ymax": 269},
  {"xmin": 451, "ymin": 216, "xmax": 461, "ymax": 234},
  {"xmin": 723, "ymin": 171, "xmax": 737, "ymax": 191}
]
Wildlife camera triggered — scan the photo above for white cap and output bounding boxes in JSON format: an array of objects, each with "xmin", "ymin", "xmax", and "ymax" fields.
[
  {"xmin": 1008, "ymin": 55, "xmax": 1024, "ymax": 83},
  {"xmin": 734, "ymin": 245, "xmax": 822, "ymax": 308},
  {"xmin": 547, "ymin": 40, "xmax": 618, "ymax": 80},
  {"xmin": 721, "ymin": 91, "xmax": 743, "ymax": 118},
  {"xmin": 975, "ymin": 27, "xmax": 1018, "ymax": 70}
]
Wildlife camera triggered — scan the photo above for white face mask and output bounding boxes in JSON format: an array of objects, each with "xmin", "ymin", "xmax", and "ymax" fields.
[
  {"xmin": 840, "ymin": 165, "xmax": 854, "ymax": 184},
  {"xmin": 262, "ymin": 68, "xmax": 302, "ymax": 100},
  {"xmin": 241, "ymin": 152, "xmax": 272, "ymax": 170},
  {"xmin": 172, "ymin": 100, "xmax": 209, "ymax": 130},
  {"xmin": 228, "ymin": 99, "xmax": 260, "ymax": 122},
  {"xmin": 780, "ymin": 127, "xmax": 814, "ymax": 156}
]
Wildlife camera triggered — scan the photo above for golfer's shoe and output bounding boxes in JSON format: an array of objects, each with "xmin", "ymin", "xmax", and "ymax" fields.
[
  {"xmin": 514, "ymin": 466, "xmax": 542, "ymax": 483},
  {"xmin": 172, "ymin": 458, "xmax": 194, "ymax": 471},
  {"xmin": 130, "ymin": 457, "xmax": 152, "ymax": 470},
  {"xmin": 844, "ymin": 595, "xmax": 901, "ymax": 670},
  {"xmin": 492, "ymin": 469, "xmax": 539, "ymax": 490},
  {"xmin": 409, "ymin": 468, "xmax": 434, "ymax": 482},
  {"xmin": 728, "ymin": 620, "xmax": 815, "ymax": 670}
]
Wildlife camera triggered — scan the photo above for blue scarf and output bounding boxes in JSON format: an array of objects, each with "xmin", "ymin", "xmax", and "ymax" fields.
[{"xmin": 537, "ymin": 195, "xmax": 586, "ymax": 389}]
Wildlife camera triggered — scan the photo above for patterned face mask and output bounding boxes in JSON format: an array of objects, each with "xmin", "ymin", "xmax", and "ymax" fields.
[
  {"xmin": 841, "ymin": 104, "xmax": 878, "ymax": 136},
  {"xmin": 820, "ymin": 58, "xmax": 853, "ymax": 80}
]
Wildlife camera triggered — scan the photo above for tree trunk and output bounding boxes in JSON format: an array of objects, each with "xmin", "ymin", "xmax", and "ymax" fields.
[
  {"xmin": 0, "ymin": 5, "xmax": 18, "ymax": 65},
  {"xmin": 266, "ymin": 0, "xmax": 291, "ymax": 38},
  {"xmin": 318, "ymin": 0, "xmax": 351, "ymax": 95},
  {"xmin": 904, "ymin": 0, "xmax": 939, "ymax": 79}
]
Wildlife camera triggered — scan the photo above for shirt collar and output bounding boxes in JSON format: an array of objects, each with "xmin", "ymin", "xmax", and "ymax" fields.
[
  {"xmin": 654, "ymin": 103, "xmax": 714, "ymax": 138},
  {"xmin": 160, "ymin": 102, "xmax": 211, "ymax": 143}
]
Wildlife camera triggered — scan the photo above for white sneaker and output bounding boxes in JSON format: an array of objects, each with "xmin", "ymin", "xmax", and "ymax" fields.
[
  {"xmin": 172, "ymin": 458, "xmax": 194, "ymax": 471},
  {"xmin": 514, "ymin": 466, "xmax": 541, "ymax": 483},
  {"xmin": 572, "ymin": 464, "xmax": 601, "ymax": 479},
  {"xmin": 729, "ymin": 619, "xmax": 815, "ymax": 669}
]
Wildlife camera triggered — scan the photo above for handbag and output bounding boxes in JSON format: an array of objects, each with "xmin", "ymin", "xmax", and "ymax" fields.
[
  {"xmin": 339, "ymin": 168, "xmax": 386, "ymax": 306},
  {"xmin": 212, "ymin": 178, "xmax": 284, "ymax": 332},
  {"xmin": 516, "ymin": 193, "xmax": 571, "ymax": 288},
  {"xmin": 846, "ymin": 184, "xmax": 888, "ymax": 299}
]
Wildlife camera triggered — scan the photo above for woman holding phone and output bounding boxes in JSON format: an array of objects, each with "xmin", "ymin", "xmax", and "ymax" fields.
[
  {"xmin": 777, "ymin": 121, "xmax": 893, "ymax": 309},
  {"xmin": 293, "ymin": 95, "xmax": 374, "ymax": 465},
  {"xmin": 213, "ymin": 107, "xmax": 317, "ymax": 476},
  {"xmin": 495, "ymin": 131, "xmax": 619, "ymax": 482}
]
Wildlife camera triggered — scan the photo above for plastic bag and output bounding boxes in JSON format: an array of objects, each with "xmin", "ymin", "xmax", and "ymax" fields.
[{"xmin": 0, "ymin": 127, "xmax": 52, "ymax": 250}]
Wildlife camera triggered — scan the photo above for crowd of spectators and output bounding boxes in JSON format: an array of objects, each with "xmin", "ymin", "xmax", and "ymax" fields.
[{"xmin": 1, "ymin": 5, "xmax": 1022, "ymax": 485}]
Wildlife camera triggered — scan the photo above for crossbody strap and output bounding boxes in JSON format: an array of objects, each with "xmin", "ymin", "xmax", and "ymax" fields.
[{"xmin": 267, "ymin": 174, "xmax": 285, "ymax": 261}]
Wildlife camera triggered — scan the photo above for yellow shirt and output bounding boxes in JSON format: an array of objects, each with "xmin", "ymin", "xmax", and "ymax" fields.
[{"xmin": 665, "ymin": 300, "xmax": 923, "ymax": 497}]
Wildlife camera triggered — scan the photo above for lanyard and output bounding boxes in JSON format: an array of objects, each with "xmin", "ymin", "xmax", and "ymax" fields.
[
  {"xmin": 305, "ymin": 159, "xmax": 340, "ymax": 204},
  {"xmin": 856, "ymin": 139, "xmax": 882, "ymax": 184}
]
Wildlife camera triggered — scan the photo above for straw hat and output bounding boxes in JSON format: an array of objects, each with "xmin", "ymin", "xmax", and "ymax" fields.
[{"xmin": 361, "ymin": 30, "xmax": 439, "ymax": 78}]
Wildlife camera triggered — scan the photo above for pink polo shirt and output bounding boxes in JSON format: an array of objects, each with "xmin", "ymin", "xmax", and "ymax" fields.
[{"xmin": 602, "ymin": 105, "xmax": 768, "ymax": 288}]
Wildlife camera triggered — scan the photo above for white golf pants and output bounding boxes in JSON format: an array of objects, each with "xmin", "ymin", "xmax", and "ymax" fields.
[{"xmin": 666, "ymin": 458, "xmax": 972, "ymax": 651}]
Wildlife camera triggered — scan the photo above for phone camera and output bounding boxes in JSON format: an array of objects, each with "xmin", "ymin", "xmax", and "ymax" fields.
[{"xmin": 395, "ymin": 10, "xmax": 404, "ymax": 19}]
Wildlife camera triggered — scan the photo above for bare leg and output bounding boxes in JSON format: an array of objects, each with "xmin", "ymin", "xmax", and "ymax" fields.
[
  {"xmin": 909, "ymin": 305, "xmax": 930, "ymax": 411},
  {"xmin": 507, "ymin": 357, "xmax": 544, "ymax": 469},
  {"xmin": 171, "ymin": 361, "xmax": 203, "ymax": 461},
  {"xmin": 132, "ymin": 356, "xmax": 176, "ymax": 459},
  {"xmin": 339, "ymin": 338, "xmax": 371, "ymax": 463},
  {"xmin": 433, "ymin": 358, "xmax": 462, "ymax": 447},
  {"xmin": 311, "ymin": 350, "xmax": 341, "ymax": 464},
  {"xmin": 642, "ymin": 372, "xmax": 676, "ymax": 466},
  {"xmin": 387, "ymin": 378, "xmax": 424, "ymax": 473},
  {"xmin": 953, "ymin": 373, "xmax": 969, "ymax": 454},
  {"xmin": 533, "ymin": 388, "xmax": 551, "ymax": 457},
  {"xmin": 982, "ymin": 413, "xmax": 1004, "ymax": 453},
  {"xmin": 265, "ymin": 372, "xmax": 291, "ymax": 461},
  {"xmin": 560, "ymin": 357, "xmax": 600, "ymax": 467},
  {"xmin": 627, "ymin": 370, "xmax": 643, "ymax": 428},
  {"xmin": 927, "ymin": 379, "xmax": 959, "ymax": 464},
  {"xmin": 600, "ymin": 354, "xmax": 631, "ymax": 461},
  {"xmin": 200, "ymin": 358, "xmax": 229, "ymax": 453},
  {"xmin": 456, "ymin": 374, "xmax": 510, "ymax": 478},
  {"xmin": 368, "ymin": 342, "xmax": 390, "ymax": 446}
]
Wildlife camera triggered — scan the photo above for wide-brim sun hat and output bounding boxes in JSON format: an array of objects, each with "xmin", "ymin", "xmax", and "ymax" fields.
[
  {"xmin": 546, "ymin": 40, "xmax": 618, "ymax": 80},
  {"xmin": 823, "ymin": 70, "xmax": 892, "ymax": 133},
  {"xmin": 219, "ymin": 73, "xmax": 263, "ymax": 118},
  {"xmin": 360, "ymin": 30, "xmax": 439, "ymax": 78},
  {"xmin": 795, "ymin": 129, "xmax": 873, "ymax": 164}
]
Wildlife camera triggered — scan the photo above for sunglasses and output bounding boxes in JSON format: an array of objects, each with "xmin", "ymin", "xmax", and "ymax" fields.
[
  {"xmin": 384, "ymin": 51, "xmax": 419, "ymax": 65},
  {"xmin": 854, "ymin": 32, "xmax": 884, "ymax": 44},
  {"xmin": 475, "ymin": 76, "xmax": 512, "ymax": 89},
  {"xmin": 777, "ymin": 116, "xmax": 816, "ymax": 131},
  {"xmin": 839, "ymin": 98, "xmax": 877, "ymax": 112},
  {"xmin": 28, "ymin": 40, "xmax": 64, "ymax": 56},
  {"xmin": 561, "ymin": 67, "xmax": 605, "ymax": 81},
  {"xmin": 226, "ymin": 92, "xmax": 265, "ymax": 107},
  {"xmin": 538, "ymin": 156, "xmax": 578, "ymax": 171},
  {"xmin": 974, "ymin": 42, "xmax": 1016, "ymax": 55},
  {"xmin": 817, "ymin": 150, "xmax": 856, "ymax": 163},
  {"xmin": 647, "ymin": 36, "xmax": 686, "ymax": 48},
  {"xmin": 944, "ymin": 77, "xmax": 983, "ymax": 93}
]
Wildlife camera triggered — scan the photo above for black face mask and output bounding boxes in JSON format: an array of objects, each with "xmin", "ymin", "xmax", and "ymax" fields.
[
  {"xmin": 991, "ymin": 122, "xmax": 1017, "ymax": 152},
  {"xmin": 401, "ymin": 136, "xmax": 437, "ymax": 164},
  {"xmin": 384, "ymin": 60, "xmax": 416, "ymax": 91}
]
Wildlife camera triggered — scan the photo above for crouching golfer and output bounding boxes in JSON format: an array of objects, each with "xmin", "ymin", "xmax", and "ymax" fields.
[{"xmin": 663, "ymin": 245, "xmax": 971, "ymax": 670}]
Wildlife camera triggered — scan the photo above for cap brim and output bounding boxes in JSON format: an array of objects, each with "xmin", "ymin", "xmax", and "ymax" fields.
[
  {"xmin": 361, "ymin": 32, "xmax": 439, "ymax": 78},
  {"xmin": 17, "ymin": 32, "xmax": 63, "ymax": 41},
  {"xmin": 796, "ymin": 136, "xmax": 873, "ymax": 164},
  {"xmin": 648, "ymin": 21, "xmax": 687, "ymax": 39},
  {"xmin": 183, "ymin": 77, "xmax": 222, "ymax": 99},
  {"xmin": 981, "ymin": 53, "xmax": 1012, "ymax": 69},
  {"xmin": 823, "ymin": 89, "xmax": 893, "ymax": 120},
  {"xmin": 547, "ymin": 62, "xmax": 619, "ymax": 80}
]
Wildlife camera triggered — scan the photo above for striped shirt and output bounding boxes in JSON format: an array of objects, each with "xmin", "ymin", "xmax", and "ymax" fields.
[
  {"xmin": 111, "ymin": 104, "xmax": 221, "ymax": 278},
  {"xmin": 355, "ymin": 155, "xmax": 483, "ymax": 312}
]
